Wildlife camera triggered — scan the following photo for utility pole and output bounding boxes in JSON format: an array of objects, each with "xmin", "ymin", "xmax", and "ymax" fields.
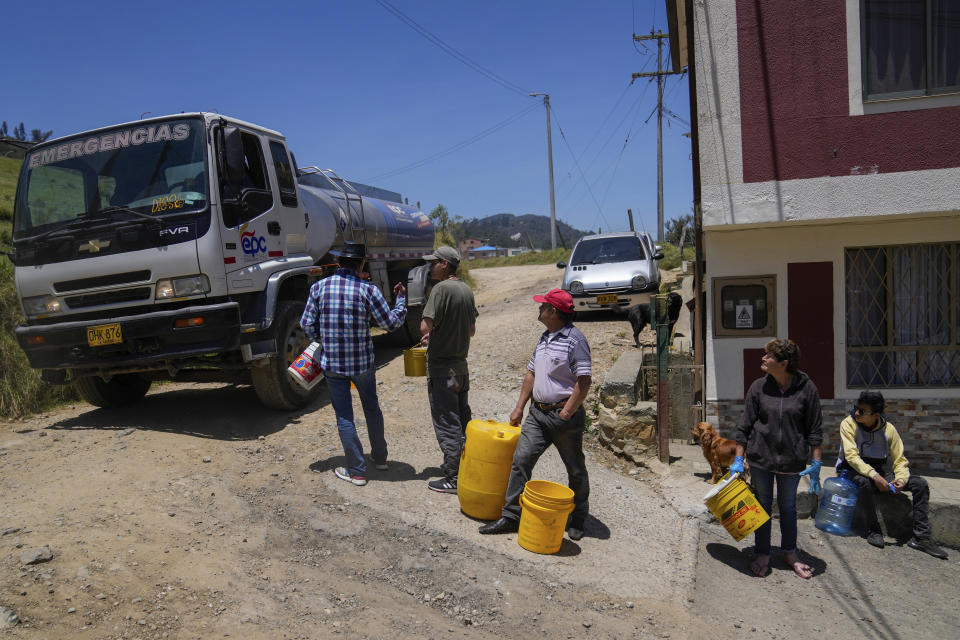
[
  {"xmin": 530, "ymin": 93, "xmax": 557, "ymax": 250},
  {"xmin": 633, "ymin": 31, "xmax": 682, "ymax": 245}
]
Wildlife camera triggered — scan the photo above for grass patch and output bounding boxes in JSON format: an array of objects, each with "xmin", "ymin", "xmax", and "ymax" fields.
[
  {"xmin": 0, "ymin": 156, "xmax": 20, "ymax": 222},
  {"xmin": 658, "ymin": 242, "xmax": 695, "ymax": 270},
  {"xmin": 464, "ymin": 247, "xmax": 570, "ymax": 270},
  {"xmin": 0, "ymin": 156, "xmax": 78, "ymax": 417}
]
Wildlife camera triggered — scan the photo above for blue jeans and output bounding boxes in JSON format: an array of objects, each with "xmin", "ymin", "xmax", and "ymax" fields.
[
  {"xmin": 326, "ymin": 368, "xmax": 387, "ymax": 476},
  {"xmin": 751, "ymin": 467, "xmax": 801, "ymax": 555}
]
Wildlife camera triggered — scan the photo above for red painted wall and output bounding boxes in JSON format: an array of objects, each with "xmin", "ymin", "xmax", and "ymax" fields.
[
  {"xmin": 787, "ymin": 262, "xmax": 834, "ymax": 399},
  {"xmin": 736, "ymin": 0, "xmax": 960, "ymax": 183}
]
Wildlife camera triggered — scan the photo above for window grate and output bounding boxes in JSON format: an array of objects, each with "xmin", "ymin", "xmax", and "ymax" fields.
[{"xmin": 845, "ymin": 242, "xmax": 959, "ymax": 387}]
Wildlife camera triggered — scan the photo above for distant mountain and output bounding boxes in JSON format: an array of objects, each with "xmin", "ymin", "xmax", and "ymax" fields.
[{"xmin": 456, "ymin": 213, "xmax": 594, "ymax": 250}]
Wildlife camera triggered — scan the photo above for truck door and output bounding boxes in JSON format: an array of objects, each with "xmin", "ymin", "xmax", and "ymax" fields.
[
  {"xmin": 268, "ymin": 140, "xmax": 306, "ymax": 255},
  {"xmin": 218, "ymin": 129, "xmax": 285, "ymax": 286}
]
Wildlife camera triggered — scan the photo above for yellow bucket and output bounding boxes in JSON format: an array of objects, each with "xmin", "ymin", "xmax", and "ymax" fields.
[
  {"xmin": 523, "ymin": 479, "xmax": 575, "ymax": 506},
  {"xmin": 703, "ymin": 474, "xmax": 770, "ymax": 542},
  {"xmin": 518, "ymin": 480, "xmax": 575, "ymax": 554},
  {"xmin": 403, "ymin": 346, "xmax": 427, "ymax": 376},
  {"xmin": 458, "ymin": 420, "xmax": 522, "ymax": 520}
]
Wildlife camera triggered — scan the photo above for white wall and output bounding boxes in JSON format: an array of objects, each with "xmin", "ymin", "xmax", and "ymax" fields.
[{"xmin": 705, "ymin": 214, "xmax": 960, "ymax": 401}]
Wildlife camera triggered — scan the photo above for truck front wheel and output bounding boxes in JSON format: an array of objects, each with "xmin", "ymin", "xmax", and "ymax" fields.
[
  {"xmin": 74, "ymin": 374, "xmax": 152, "ymax": 408},
  {"xmin": 250, "ymin": 301, "xmax": 322, "ymax": 410}
]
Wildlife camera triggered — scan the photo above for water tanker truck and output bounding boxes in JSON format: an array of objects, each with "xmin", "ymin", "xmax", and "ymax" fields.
[{"xmin": 10, "ymin": 113, "xmax": 433, "ymax": 410}]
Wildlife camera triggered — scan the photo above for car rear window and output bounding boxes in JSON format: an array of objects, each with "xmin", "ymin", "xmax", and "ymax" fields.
[{"xmin": 571, "ymin": 237, "xmax": 646, "ymax": 265}]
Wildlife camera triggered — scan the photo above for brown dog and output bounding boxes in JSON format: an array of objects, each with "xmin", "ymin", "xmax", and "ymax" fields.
[{"xmin": 691, "ymin": 422, "xmax": 744, "ymax": 483}]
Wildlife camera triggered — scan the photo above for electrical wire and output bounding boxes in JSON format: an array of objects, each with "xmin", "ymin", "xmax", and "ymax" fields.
[
  {"xmin": 558, "ymin": 74, "xmax": 653, "ymax": 202},
  {"xmin": 374, "ymin": 0, "xmax": 532, "ymax": 99},
  {"xmin": 549, "ymin": 106, "xmax": 610, "ymax": 231},
  {"xmin": 362, "ymin": 102, "xmax": 541, "ymax": 182}
]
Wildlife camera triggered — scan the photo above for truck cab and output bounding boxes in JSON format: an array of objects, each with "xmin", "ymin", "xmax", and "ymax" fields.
[{"xmin": 11, "ymin": 113, "xmax": 431, "ymax": 410}]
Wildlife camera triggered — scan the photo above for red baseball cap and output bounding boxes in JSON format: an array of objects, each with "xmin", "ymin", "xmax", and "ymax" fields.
[{"xmin": 533, "ymin": 288, "xmax": 574, "ymax": 313}]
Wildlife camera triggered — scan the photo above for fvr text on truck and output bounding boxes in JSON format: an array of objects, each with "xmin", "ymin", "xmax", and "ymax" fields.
[{"xmin": 11, "ymin": 114, "xmax": 433, "ymax": 410}]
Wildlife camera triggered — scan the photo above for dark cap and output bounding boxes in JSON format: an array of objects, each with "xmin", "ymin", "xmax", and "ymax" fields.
[
  {"xmin": 423, "ymin": 245, "xmax": 461, "ymax": 266},
  {"xmin": 533, "ymin": 288, "xmax": 574, "ymax": 313},
  {"xmin": 331, "ymin": 241, "xmax": 366, "ymax": 260}
]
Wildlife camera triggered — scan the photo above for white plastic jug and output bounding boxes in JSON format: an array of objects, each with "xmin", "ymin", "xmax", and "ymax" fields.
[{"xmin": 287, "ymin": 342, "xmax": 323, "ymax": 390}]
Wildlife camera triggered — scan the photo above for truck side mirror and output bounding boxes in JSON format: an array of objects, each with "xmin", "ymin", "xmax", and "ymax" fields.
[
  {"xmin": 654, "ymin": 252, "xmax": 665, "ymax": 260},
  {"xmin": 556, "ymin": 261, "xmax": 566, "ymax": 268},
  {"xmin": 405, "ymin": 263, "xmax": 431, "ymax": 306}
]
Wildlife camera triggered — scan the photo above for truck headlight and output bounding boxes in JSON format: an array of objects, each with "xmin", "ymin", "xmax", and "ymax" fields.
[
  {"xmin": 631, "ymin": 275, "xmax": 648, "ymax": 290},
  {"xmin": 22, "ymin": 295, "xmax": 62, "ymax": 317},
  {"xmin": 156, "ymin": 275, "xmax": 210, "ymax": 299},
  {"xmin": 569, "ymin": 281, "xmax": 584, "ymax": 295}
]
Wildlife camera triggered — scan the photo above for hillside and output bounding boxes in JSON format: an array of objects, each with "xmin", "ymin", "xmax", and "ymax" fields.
[{"xmin": 456, "ymin": 213, "xmax": 594, "ymax": 250}]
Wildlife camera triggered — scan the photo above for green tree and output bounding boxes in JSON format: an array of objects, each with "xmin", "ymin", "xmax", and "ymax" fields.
[
  {"xmin": 665, "ymin": 213, "xmax": 693, "ymax": 245},
  {"xmin": 428, "ymin": 204, "xmax": 462, "ymax": 244},
  {"xmin": 30, "ymin": 129, "xmax": 53, "ymax": 143},
  {"xmin": 14, "ymin": 123, "xmax": 26, "ymax": 141},
  {"xmin": 0, "ymin": 122, "xmax": 7, "ymax": 137}
]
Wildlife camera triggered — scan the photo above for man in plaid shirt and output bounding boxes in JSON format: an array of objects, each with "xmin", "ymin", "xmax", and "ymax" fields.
[{"xmin": 300, "ymin": 241, "xmax": 407, "ymax": 487}]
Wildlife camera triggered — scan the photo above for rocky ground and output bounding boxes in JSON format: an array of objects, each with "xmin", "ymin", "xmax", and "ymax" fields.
[{"xmin": 1, "ymin": 264, "xmax": 957, "ymax": 639}]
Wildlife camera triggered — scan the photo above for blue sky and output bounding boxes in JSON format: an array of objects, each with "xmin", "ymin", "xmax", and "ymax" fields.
[{"xmin": 3, "ymin": 0, "xmax": 692, "ymax": 238}]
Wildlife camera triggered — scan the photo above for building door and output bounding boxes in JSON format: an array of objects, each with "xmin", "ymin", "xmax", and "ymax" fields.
[{"xmin": 787, "ymin": 262, "xmax": 834, "ymax": 399}]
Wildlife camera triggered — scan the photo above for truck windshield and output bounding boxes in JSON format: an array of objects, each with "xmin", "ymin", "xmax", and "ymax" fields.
[
  {"xmin": 14, "ymin": 118, "xmax": 207, "ymax": 239},
  {"xmin": 570, "ymin": 237, "xmax": 645, "ymax": 265}
]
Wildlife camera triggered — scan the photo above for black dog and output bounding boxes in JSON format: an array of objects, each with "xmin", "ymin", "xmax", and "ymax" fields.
[{"xmin": 611, "ymin": 292, "xmax": 683, "ymax": 347}]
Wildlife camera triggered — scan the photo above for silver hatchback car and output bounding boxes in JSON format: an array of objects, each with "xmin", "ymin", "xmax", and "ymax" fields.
[{"xmin": 557, "ymin": 231, "xmax": 663, "ymax": 310}]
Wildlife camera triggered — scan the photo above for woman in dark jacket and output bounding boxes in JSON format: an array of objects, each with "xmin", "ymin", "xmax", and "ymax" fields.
[{"xmin": 730, "ymin": 338, "xmax": 823, "ymax": 579}]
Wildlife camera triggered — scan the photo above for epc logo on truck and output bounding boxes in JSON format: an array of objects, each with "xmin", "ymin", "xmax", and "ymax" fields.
[{"xmin": 241, "ymin": 230, "xmax": 267, "ymax": 255}]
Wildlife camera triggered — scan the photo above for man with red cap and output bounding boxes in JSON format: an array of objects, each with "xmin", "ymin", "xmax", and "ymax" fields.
[{"xmin": 479, "ymin": 288, "xmax": 592, "ymax": 540}]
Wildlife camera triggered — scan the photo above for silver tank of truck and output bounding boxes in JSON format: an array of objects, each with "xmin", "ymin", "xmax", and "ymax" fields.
[{"xmin": 297, "ymin": 168, "xmax": 433, "ymax": 259}]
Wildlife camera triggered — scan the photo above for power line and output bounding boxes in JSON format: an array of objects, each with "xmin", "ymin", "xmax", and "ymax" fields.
[
  {"xmin": 550, "ymin": 106, "xmax": 610, "ymax": 232},
  {"xmin": 558, "ymin": 75, "xmax": 653, "ymax": 203},
  {"xmin": 374, "ymin": 0, "xmax": 532, "ymax": 99},
  {"xmin": 362, "ymin": 102, "xmax": 541, "ymax": 182}
]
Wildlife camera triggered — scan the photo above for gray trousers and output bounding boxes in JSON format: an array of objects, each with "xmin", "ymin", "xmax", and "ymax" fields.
[
  {"xmin": 501, "ymin": 404, "xmax": 590, "ymax": 525},
  {"xmin": 427, "ymin": 373, "xmax": 472, "ymax": 480}
]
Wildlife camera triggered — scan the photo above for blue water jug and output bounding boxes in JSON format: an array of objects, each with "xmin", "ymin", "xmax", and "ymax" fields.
[{"xmin": 815, "ymin": 469, "xmax": 859, "ymax": 535}]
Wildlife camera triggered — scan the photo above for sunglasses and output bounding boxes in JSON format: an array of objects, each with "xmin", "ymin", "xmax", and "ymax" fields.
[{"xmin": 853, "ymin": 406, "xmax": 874, "ymax": 416}]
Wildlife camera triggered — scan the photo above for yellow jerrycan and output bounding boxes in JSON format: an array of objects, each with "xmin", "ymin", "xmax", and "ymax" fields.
[{"xmin": 458, "ymin": 419, "xmax": 522, "ymax": 520}]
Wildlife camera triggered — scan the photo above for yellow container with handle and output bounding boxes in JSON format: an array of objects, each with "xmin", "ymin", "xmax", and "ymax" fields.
[
  {"xmin": 518, "ymin": 480, "xmax": 575, "ymax": 554},
  {"xmin": 703, "ymin": 473, "xmax": 770, "ymax": 542},
  {"xmin": 458, "ymin": 420, "xmax": 522, "ymax": 520},
  {"xmin": 403, "ymin": 346, "xmax": 427, "ymax": 376}
]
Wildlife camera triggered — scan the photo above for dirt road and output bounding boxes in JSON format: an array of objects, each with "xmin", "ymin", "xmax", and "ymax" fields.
[{"xmin": 2, "ymin": 264, "xmax": 957, "ymax": 639}]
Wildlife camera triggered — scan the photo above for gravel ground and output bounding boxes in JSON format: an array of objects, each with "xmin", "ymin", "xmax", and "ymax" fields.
[{"xmin": 2, "ymin": 263, "xmax": 956, "ymax": 639}]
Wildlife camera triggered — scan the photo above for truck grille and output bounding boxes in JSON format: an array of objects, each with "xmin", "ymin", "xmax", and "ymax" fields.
[
  {"xmin": 65, "ymin": 288, "xmax": 152, "ymax": 309},
  {"xmin": 54, "ymin": 270, "xmax": 152, "ymax": 293}
]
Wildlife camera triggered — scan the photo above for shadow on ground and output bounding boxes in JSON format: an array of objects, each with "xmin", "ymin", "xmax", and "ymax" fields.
[{"xmin": 706, "ymin": 542, "xmax": 827, "ymax": 577}]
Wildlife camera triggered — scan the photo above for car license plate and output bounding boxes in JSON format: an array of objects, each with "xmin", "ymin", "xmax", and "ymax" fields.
[
  {"xmin": 87, "ymin": 323, "xmax": 123, "ymax": 347},
  {"xmin": 596, "ymin": 294, "xmax": 618, "ymax": 305}
]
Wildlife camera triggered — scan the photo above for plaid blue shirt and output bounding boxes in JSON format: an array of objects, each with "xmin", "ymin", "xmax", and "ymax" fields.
[{"xmin": 300, "ymin": 269, "xmax": 407, "ymax": 376}]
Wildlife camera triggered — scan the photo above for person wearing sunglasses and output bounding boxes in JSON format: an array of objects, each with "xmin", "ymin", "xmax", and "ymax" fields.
[{"xmin": 837, "ymin": 391, "xmax": 948, "ymax": 559}]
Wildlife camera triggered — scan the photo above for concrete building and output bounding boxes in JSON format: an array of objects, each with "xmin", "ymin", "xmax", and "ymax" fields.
[
  {"xmin": 680, "ymin": 0, "xmax": 960, "ymax": 473},
  {"xmin": 458, "ymin": 238, "xmax": 484, "ymax": 256}
]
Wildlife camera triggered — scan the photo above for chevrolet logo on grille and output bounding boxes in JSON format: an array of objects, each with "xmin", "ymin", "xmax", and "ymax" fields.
[{"xmin": 79, "ymin": 239, "xmax": 111, "ymax": 253}]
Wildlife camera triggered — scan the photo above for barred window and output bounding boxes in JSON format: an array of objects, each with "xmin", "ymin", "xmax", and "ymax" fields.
[{"xmin": 846, "ymin": 242, "xmax": 960, "ymax": 387}]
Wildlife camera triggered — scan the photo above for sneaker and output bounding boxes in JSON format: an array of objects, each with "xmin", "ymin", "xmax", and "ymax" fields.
[
  {"xmin": 907, "ymin": 537, "xmax": 948, "ymax": 560},
  {"xmin": 867, "ymin": 531, "xmax": 885, "ymax": 548},
  {"xmin": 334, "ymin": 467, "xmax": 367, "ymax": 486},
  {"xmin": 366, "ymin": 454, "xmax": 388, "ymax": 471},
  {"xmin": 428, "ymin": 477, "xmax": 457, "ymax": 494},
  {"xmin": 567, "ymin": 516, "xmax": 586, "ymax": 541}
]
